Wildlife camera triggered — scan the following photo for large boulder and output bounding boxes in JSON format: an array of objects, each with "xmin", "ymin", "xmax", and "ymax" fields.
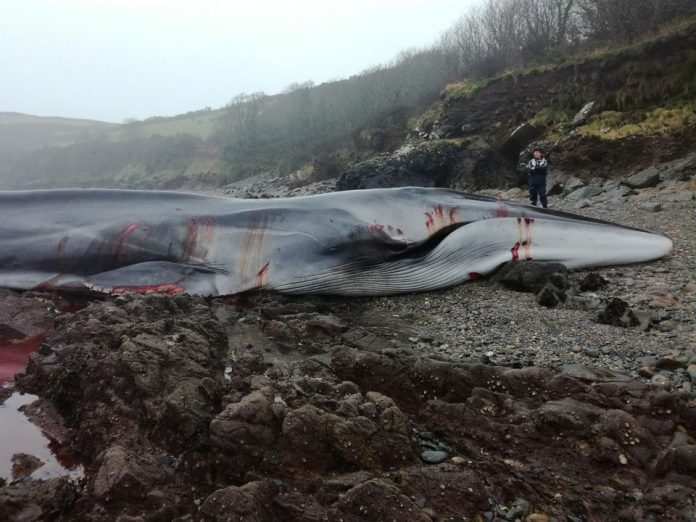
[
  {"xmin": 209, "ymin": 389, "xmax": 278, "ymax": 456},
  {"xmin": 564, "ymin": 185, "xmax": 604, "ymax": 201},
  {"xmin": 281, "ymin": 401, "xmax": 415, "ymax": 470},
  {"xmin": 570, "ymin": 101, "xmax": 597, "ymax": 127},
  {"xmin": 199, "ymin": 481, "xmax": 279, "ymax": 522},
  {"xmin": 91, "ymin": 446, "xmax": 163, "ymax": 502},
  {"xmin": 624, "ymin": 167, "xmax": 661, "ymax": 189},
  {"xmin": 657, "ymin": 152, "xmax": 696, "ymax": 182},
  {"xmin": 563, "ymin": 176, "xmax": 586, "ymax": 195},
  {"xmin": 490, "ymin": 261, "xmax": 569, "ymax": 293},
  {"xmin": 330, "ymin": 479, "xmax": 431, "ymax": 521},
  {"xmin": 596, "ymin": 184, "xmax": 635, "ymax": 203}
]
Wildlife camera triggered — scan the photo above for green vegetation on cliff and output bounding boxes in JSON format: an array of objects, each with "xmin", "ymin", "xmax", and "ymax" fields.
[
  {"xmin": 579, "ymin": 104, "xmax": 696, "ymax": 140},
  {"xmin": 427, "ymin": 15, "xmax": 696, "ymax": 152}
]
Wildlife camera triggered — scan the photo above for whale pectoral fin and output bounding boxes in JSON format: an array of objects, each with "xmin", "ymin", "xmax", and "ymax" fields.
[{"xmin": 80, "ymin": 261, "xmax": 224, "ymax": 296}]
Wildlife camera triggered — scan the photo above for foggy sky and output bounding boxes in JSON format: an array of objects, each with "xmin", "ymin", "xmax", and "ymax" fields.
[{"xmin": 1, "ymin": 0, "xmax": 480, "ymax": 122}]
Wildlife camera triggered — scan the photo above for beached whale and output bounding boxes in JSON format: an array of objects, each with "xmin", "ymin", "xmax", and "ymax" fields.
[{"xmin": 0, "ymin": 187, "xmax": 672, "ymax": 296}]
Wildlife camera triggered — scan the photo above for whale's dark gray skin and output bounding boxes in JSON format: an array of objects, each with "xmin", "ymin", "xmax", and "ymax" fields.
[{"xmin": 0, "ymin": 187, "xmax": 672, "ymax": 296}]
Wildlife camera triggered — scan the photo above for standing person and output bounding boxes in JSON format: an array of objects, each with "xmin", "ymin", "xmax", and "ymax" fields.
[{"xmin": 526, "ymin": 147, "xmax": 549, "ymax": 208}]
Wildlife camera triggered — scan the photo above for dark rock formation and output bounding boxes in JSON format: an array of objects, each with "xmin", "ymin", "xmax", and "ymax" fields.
[
  {"xmin": 336, "ymin": 139, "xmax": 515, "ymax": 191},
  {"xmin": 491, "ymin": 261, "xmax": 569, "ymax": 294},
  {"xmin": 579, "ymin": 272, "xmax": 609, "ymax": 292},
  {"xmin": 0, "ymin": 477, "xmax": 76, "ymax": 522},
  {"xmin": 200, "ymin": 480, "xmax": 279, "ymax": 522},
  {"xmin": 2, "ymin": 292, "xmax": 695, "ymax": 521},
  {"xmin": 598, "ymin": 297, "xmax": 641, "ymax": 327},
  {"xmin": 497, "ymin": 122, "xmax": 543, "ymax": 161}
]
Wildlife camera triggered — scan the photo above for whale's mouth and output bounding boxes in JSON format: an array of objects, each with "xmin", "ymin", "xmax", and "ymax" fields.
[{"xmin": 392, "ymin": 223, "xmax": 468, "ymax": 261}]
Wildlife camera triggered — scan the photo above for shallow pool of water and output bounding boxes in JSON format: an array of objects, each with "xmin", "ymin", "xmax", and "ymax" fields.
[{"xmin": 0, "ymin": 390, "xmax": 84, "ymax": 482}]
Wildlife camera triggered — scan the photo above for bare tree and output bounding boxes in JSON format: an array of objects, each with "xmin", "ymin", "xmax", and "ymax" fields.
[
  {"xmin": 574, "ymin": 0, "xmax": 695, "ymax": 42},
  {"xmin": 285, "ymin": 81, "xmax": 315, "ymax": 148},
  {"xmin": 441, "ymin": 7, "xmax": 489, "ymax": 76},
  {"xmin": 519, "ymin": 0, "xmax": 576, "ymax": 58},
  {"xmin": 224, "ymin": 91, "xmax": 267, "ymax": 154},
  {"xmin": 479, "ymin": 0, "xmax": 526, "ymax": 71},
  {"xmin": 436, "ymin": 0, "xmax": 696, "ymax": 79}
]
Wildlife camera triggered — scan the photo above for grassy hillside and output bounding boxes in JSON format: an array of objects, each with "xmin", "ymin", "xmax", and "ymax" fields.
[
  {"xmin": 0, "ymin": 112, "xmax": 118, "ymax": 153},
  {"xmin": 106, "ymin": 111, "xmax": 219, "ymax": 141},
  {"xmin": 0, "ymin": 112, "xmax": 114, "ymax": 126}
]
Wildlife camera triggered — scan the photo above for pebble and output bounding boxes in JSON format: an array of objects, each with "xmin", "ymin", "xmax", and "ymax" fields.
[
  {"xmin": 421, "ymin": 450, "xmax": 448, "ymax": 464},
  {"xmin": 658, "ymin": 320, "xmax": 676, "ymax": 332},
  {"xmin": 687, "ymin": 364, "xmax": 696, "ymax": 384},
  {"xmin": 651, "ymin": 374, "xmax": 672, "ymax": 388},
  {"xmin": 506, "ymin": 498, "xmax": 531, "ymax": 521},
  {"xmin": 638, "ymin": 366, "xmax": 656, "ymax": 378},
  {"xmin": 525, "ymin": 515, "xmax": 550, "ymax": 522},
  {"xmin": 584, "ymin": 348, "xmax": 600, "ymax": 358}
]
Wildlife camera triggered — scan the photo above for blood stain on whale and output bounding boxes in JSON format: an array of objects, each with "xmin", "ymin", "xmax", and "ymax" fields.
[{"xmin": 256, "ymin": 262, "xmax": 270, "ymax": 288}]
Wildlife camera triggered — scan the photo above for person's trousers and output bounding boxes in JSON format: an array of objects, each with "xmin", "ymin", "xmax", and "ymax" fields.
[{"xmin": 528, "ymin": 174, "xmax": 548, "ymax": 208}]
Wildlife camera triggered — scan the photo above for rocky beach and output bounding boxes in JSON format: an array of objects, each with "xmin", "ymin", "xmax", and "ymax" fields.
[
  {"xmin": 4, "ymin": 3, "xmax": 696, "ymax": 520},
  {"xmin": 1, "ymin": 156, "xmax": 695, "ymax": 521}
]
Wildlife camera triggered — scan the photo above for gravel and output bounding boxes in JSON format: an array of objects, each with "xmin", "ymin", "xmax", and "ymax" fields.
[
  {"xmin": 369, "ymin": 192, "xmax": 696, "ymax": 380},
  {"xmin": 212, "ymin": 173, "xmax": 696, "ymax": 383}
]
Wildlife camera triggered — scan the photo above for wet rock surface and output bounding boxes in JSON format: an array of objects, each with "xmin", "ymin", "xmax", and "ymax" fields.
[
  {"xmin": 0, "ymin": 281, "xmax": 694, "ymax": 520},
  {"xmin": 0, "ymin": 290, "xmax": 64, "ymax": 341},
  {"xmin": 11, "ymin": 454, "xmax": 44, "ymax": 481},
  {"xmin": 0, "ymin": 477, "xmax": 76, "ymax": 522}
]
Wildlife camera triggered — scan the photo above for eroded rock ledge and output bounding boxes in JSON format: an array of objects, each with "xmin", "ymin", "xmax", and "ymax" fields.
[{"xmin": 2, "ymin": 292, "xmax": 695, "ymax": 521}]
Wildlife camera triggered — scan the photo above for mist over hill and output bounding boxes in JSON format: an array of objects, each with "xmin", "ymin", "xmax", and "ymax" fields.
[{"xmin": 1, "ymin": 0, "xmax": 695, "ymax": 190}]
